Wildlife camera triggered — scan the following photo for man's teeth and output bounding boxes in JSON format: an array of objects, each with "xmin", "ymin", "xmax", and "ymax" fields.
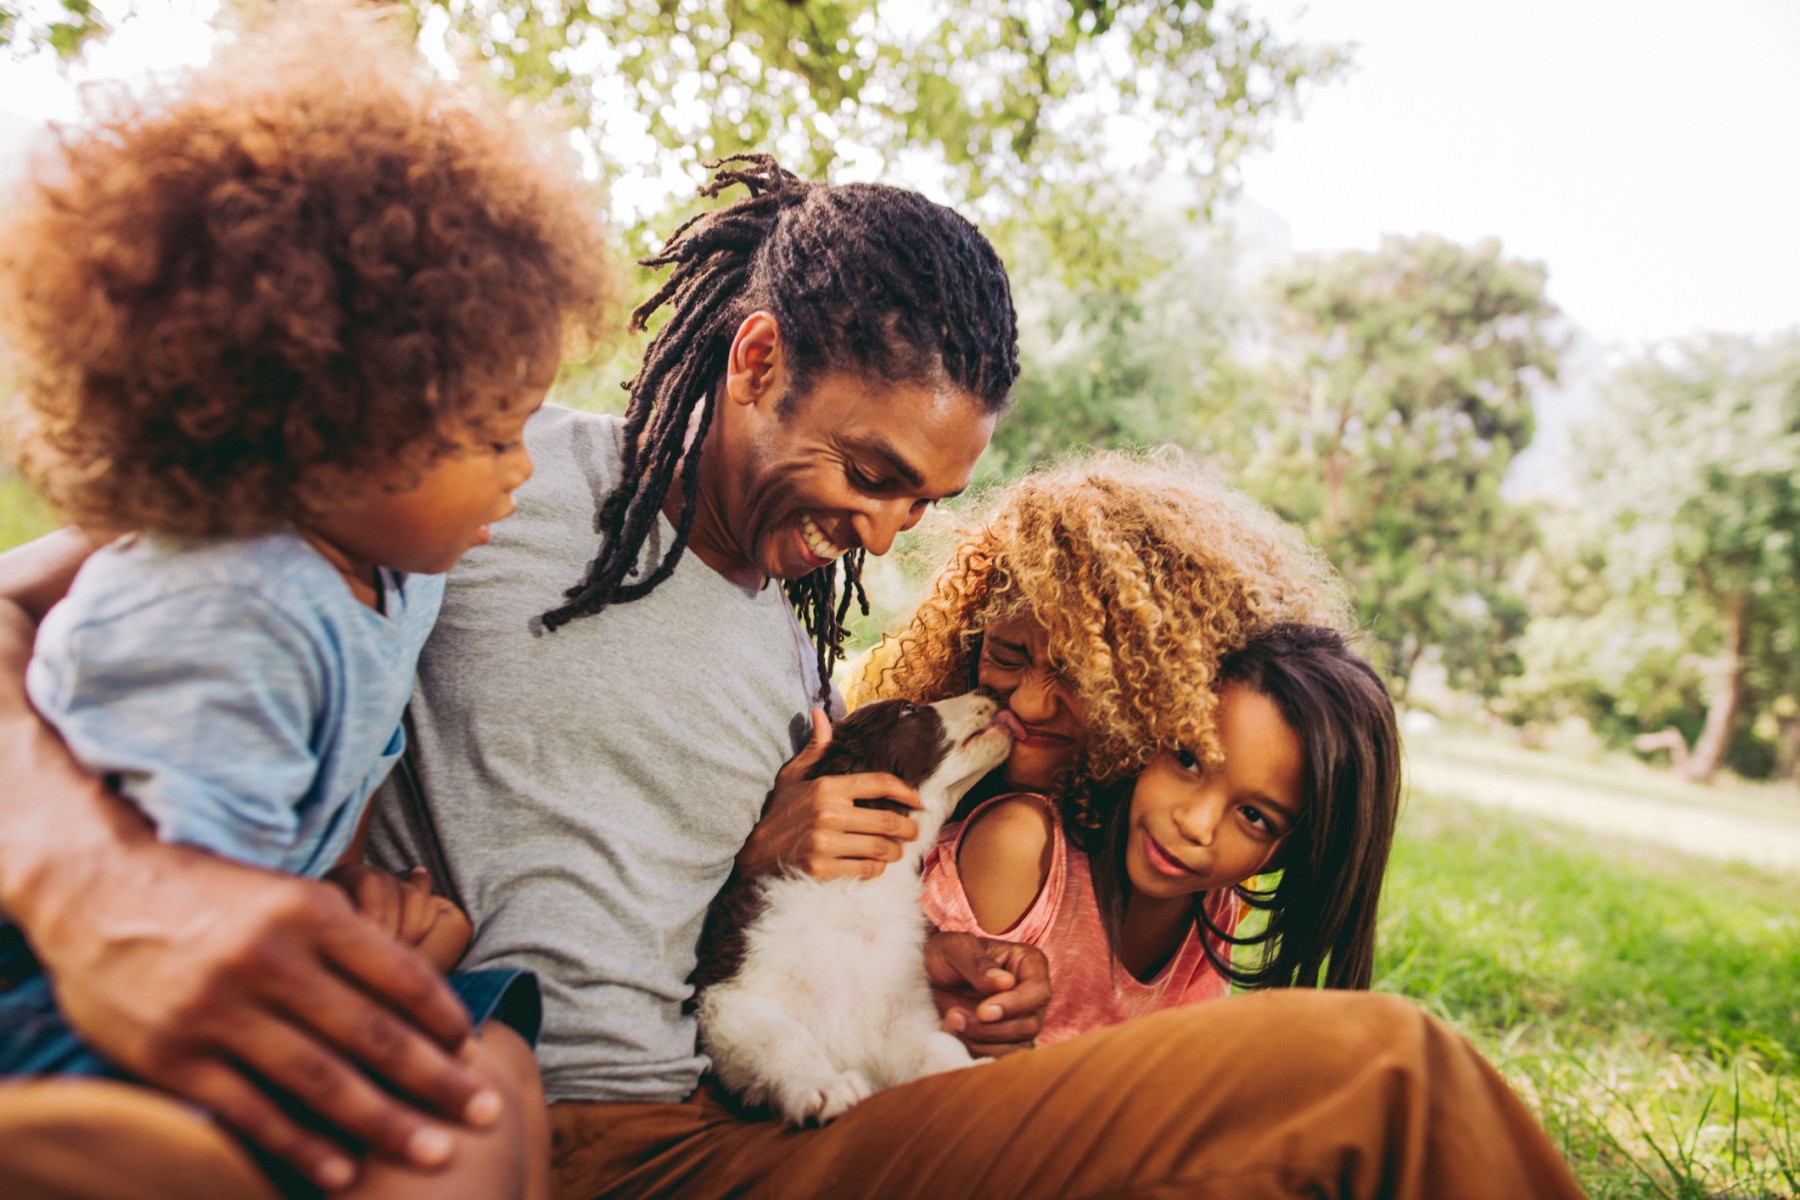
[{"xmin": 800, "ymin": 515, "xmax": 847, "ymax": 562}]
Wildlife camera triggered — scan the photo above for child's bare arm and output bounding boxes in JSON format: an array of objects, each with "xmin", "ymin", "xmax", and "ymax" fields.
[
  {"xmin": 330, "ymin": 863, "xmax": 472, "ymax": 973},
  {"xmin": 953, "ymin": 794, "xmax": 1057, "ymax": 935}
]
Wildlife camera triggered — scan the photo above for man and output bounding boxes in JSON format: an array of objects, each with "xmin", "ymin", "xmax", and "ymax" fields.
[{"xmin": 0, "ymin": 159, "xmax": 1585, "ymax": 1198}]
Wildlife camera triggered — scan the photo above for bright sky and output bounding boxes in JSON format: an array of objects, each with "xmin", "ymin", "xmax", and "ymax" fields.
[
  {"xmin": 4, "ymin": 0, "xmax": 1796, "ymax": 350},
  {"xmin": 1235, "ymin": 0, "xmax": 1800, "ymax": 348}
]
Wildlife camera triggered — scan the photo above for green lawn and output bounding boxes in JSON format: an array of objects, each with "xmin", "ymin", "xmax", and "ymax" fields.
[
  {"xmin": 1384, "ymin": 786, "xmax": 1800, "ymax": 1198},
  {"xmin": 0, "ymin": 471, "xmax": 54, "ymax": 553}
]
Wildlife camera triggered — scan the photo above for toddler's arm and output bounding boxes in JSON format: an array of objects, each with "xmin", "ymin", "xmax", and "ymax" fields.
[
  {"xmin": 0, "ymin": 532, "xmax": 487, "ymax": 1185},
  {"xmin": 330, "ymin": 863, "xmax": 472, "ymax": 973}
]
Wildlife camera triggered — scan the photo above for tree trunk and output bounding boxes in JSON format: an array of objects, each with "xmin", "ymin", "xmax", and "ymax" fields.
[
  {"xmin": 1775, "ymin": 711, "xmax": 1800, "ymax": 784},
  {"xmin": 1678, "ymin": 591, "xmax": 1749, "ymax": 783}
]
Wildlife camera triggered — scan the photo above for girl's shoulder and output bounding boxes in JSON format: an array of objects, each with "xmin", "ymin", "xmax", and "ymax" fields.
[
  {"xmin": 960, "ymin": 791, "xmax": 1059, "ymax": 849},
  {"xmin": 954, "ymin": 792, "xmax": 1060, "ymax": 935}
]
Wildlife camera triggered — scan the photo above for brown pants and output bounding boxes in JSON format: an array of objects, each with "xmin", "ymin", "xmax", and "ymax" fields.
[
  {"xmin": 551, "ymin": 991, "xmax": 1586, "ymax": 1200},
  {"xmin": 0, "ymin": 1077, "xmax": 277, "ymax": 1200}
]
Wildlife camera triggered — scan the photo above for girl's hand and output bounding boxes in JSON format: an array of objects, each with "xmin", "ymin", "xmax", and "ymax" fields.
[
  {"xmin": 329, "ymin": 863, "xmax": 472, "ymax": 973},
  {"xmin": 925, "ymin": 932, "xmax": 1050, "ymax": 1057},
  {"xmin": 737, "ymin": 708, "xmax": 923, "ymax": 881}
]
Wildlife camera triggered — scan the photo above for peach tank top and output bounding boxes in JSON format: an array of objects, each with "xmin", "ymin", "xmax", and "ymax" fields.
[{"xmin": 920, "ymin": 793, "xmax": 1239, "ymax": 1046}]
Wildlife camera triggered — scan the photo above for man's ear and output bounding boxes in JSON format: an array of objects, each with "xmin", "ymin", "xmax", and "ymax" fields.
[{"xmin": 724, "ymin": 310, "xmax": 785, "ymax": 411}]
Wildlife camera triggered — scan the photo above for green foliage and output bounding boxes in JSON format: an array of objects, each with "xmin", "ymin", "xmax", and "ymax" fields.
[
  {"xmin": 411, "ymin": 1, "xmax": 1343, "ymax": 266},
  {"xmin": 1540, "ymin": 332, "xmax": 1800, "ymax": 780},
  {"xmin": 1, "ymin": 0, "xmax": 106, "ymax": 59},
  {"xmin": 984, "ymin": 208, "xmax": 1245, "ymax": 476},
  {"xmin": 1241, "ymin": 234, "xmax": 1563, "ymax": 699}
]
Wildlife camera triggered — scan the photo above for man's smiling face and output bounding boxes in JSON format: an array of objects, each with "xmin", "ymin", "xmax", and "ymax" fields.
[{"xmin": 727, "ymin": 369, "xmax": 996, "ymax": 581}]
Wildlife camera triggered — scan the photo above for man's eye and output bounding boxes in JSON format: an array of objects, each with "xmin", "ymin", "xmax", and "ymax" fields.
[{"xmin": 491, "ymin": 440, "xmax": 521, "ymax": 454}]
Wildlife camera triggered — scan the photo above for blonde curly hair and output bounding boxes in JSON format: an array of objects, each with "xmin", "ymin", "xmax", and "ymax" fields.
[{"xmin": 864, "ymin": 452, "xmax": 1352, "ymax": 791}]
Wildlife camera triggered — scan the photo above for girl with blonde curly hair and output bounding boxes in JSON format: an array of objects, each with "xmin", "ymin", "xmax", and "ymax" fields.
[
  {"xmin": 858, "ymin": 454, "xmax": 1401, "ymax": 1045},
  {"xmin": 0, "ymin": 3, "xmax": 614, "ymax": 1194}
]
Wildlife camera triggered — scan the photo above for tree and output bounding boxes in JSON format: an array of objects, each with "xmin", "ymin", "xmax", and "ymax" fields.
[
  {"xmin": 983, "ymin": 205, "xmax": 1247, "ymax": 478},
  {"xmin": 0, "ymin": 0, "xmax": 104, "ymax": 59},
  {"xmin": 1242, "ymin": 234, "xmax": 1563, "ymax": 700},
  {"xmin": 1575, "ymin": 332, "xmax": 1800, "ymax": 782},
  {"xmin": 407, "ymin": 1, "xmax": 1341, "ymax": 229}
]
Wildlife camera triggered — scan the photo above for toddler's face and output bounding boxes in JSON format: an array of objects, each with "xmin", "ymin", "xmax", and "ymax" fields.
[
  {"xmin": 1124, "ymin": 683, "xmax": 1301, "ymax": 901},
  {"xmin": 310, "ymin": 386, "xmax": 546, "ymax": 584}
]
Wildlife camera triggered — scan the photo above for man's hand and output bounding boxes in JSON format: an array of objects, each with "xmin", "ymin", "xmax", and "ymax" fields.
[
  {"xmin": 26, "ymin": 835, "xmax": 497, "ymax": 1191},
  {"xmin": 735, "ymin": 708, "xmax": 922, "ymax": 881},
  {"xmin": 0, "ymin": 531, "xmax": 499, "ymax": 1189},
  {"xmin": 925, "ymin": 932, "xmax": 1050, "ymax": 1057},
  {"xmin": 329, "ymin": 863, "xmax": 473, "ymax": 974}
]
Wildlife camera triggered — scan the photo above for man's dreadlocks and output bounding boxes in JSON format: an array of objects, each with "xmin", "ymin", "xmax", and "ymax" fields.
[{"xmin": 542, "ymin": 155, "xmax": 1019, "ymax": 701}]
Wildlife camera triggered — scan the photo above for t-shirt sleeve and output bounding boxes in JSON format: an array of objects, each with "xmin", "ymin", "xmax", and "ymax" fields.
[{"xmin": 28, "ymin": 586, "xmax": 327, "ymax": 866}]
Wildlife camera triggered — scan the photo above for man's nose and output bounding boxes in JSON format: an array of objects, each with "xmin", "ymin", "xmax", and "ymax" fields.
[
  {"xmin": 852, "ymin": 498, "xmax": 917, "ymax": 557},
  {"xmin": 506, "ymin": 447, "xmax": 535, "ymax": 492}
]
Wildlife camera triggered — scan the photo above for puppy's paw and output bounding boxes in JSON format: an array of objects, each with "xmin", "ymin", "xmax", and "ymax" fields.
[
  {"xmin": 781, "ymin": 1070, "xmax": 872, "ymax": 1126},
  {"xmin": 916, "ymin": 1029, "xmax": 980, "ymax": 1077}
]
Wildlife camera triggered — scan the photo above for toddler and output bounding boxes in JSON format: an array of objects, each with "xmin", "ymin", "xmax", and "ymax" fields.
[{"xmin": 0, "ymin": 4, "xmax": 612, "ymax": 1195}]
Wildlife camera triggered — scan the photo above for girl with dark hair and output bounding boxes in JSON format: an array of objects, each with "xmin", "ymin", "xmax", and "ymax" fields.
[{"xmin": 861, "ymin": 456, "xmax": 1400, "ymax": 1045}]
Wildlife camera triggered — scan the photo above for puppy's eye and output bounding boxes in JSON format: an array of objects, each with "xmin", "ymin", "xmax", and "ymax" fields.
[{"xmin": 899, "ymin": 703, "xmax": 918, "ymax": 717}]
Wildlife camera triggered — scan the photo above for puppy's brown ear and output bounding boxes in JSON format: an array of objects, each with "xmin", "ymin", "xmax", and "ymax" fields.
[
  {"xmin": 805, "ymin": 722, "xmax": 878, "ymax": 781},
  {"xmin": 803, "ymin": 700, "xmax": 904, "ymax": 780}
]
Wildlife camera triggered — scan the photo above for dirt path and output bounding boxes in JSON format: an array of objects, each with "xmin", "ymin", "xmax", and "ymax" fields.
[{"xmin": 1406, "ymin": 744, "xmax": 1800, "ymax": 875}]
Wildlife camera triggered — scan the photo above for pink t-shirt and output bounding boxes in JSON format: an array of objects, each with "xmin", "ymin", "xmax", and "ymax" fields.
[{"xmin": 920, "ymin": 793, "xmax": 1240, "ymax": 1046}]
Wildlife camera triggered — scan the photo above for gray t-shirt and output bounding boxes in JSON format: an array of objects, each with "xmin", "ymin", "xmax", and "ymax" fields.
[{"xmin": 368, "ymin": 405, "xmax": 826, "ymax": 1102}]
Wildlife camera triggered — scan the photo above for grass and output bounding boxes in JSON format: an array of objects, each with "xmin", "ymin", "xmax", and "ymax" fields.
[
  {"xmin": 0, "ymin": 470, "xmax": 54, "ymax": 553},
  {"xmin": 1384, "ymin": 786, "xmax": 1800, "ymax": 1198}
]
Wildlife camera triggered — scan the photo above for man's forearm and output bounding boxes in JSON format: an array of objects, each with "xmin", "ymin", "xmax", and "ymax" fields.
[{"xmin": 0, "ymin": 527, "xmax": 132, "ymax": 927}]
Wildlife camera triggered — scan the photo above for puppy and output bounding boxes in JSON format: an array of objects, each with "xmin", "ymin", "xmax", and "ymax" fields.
[{"xmin": 695, "ymin": 691, "xmax": 1015, "ymax": 1125}]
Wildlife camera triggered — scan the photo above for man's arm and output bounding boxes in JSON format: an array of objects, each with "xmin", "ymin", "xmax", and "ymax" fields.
[{"xmin": 0, "ymin": 531, "xmax": 494, "ymax": 1190}]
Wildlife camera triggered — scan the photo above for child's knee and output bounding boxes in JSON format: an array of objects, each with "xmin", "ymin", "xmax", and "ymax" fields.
[{"xmin": 468, "ymin": 1023, "xmax": 550, "ymax": 1200}]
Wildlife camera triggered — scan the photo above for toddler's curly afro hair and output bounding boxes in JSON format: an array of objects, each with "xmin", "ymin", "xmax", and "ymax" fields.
[{"xmin": 0, "ymin": 0, "xmax": 616, "ymax": 536}]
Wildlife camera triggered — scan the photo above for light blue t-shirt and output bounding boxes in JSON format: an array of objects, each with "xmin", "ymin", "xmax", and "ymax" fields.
[{"xmin": 27, "ymin": 531, "xmax": 442, "ymax": 877}]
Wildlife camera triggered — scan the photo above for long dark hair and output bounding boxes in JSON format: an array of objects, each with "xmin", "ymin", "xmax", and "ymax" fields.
[
  {"xmin": 1077, "ymin": 624, "xmax": 1402, "ymax": 990},
  {"xmin": 541, "ymin": 155, "xmax": 1019, "ymax": 699}
]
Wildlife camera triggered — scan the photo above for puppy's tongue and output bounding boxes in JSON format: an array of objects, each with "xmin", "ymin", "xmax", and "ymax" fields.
[{"xmin": 994, "ymin": 710, "xmax": 1027, "ymax": 740}]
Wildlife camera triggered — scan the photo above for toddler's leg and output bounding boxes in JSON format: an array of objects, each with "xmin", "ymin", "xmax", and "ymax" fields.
[{"xmin": 346, "ymin": 1021, "xmax": 547, "ymax": 1200}]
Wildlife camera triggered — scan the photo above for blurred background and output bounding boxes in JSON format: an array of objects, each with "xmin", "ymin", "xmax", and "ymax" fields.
[{"xmin": 2, "ymin": 3, "xmax": 1797, "ymax": 1195}]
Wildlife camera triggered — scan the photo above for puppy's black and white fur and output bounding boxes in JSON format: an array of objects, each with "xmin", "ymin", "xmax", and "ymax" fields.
[{"xmin": 695, "ymin": 691, "xmax": 1014, "ymax": 1125}]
